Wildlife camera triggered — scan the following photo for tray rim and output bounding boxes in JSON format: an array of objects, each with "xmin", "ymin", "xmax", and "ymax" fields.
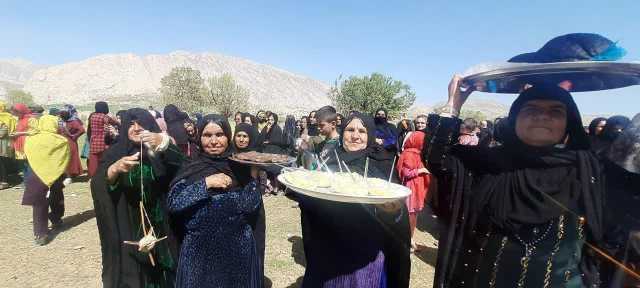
[{"xmin": 277, "ymin": 172, "xmax": 411, "ymax": 204}]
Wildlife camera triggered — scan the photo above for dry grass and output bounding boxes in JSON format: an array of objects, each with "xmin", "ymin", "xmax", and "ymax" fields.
[{"xmin": 0, "ymin": 180, "xmax": 437, "ymax": 287}]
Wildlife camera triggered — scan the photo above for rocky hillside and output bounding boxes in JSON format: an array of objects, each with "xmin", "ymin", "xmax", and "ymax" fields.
[{"xmin": 1, "ymin": 51, "xmax": 331, "ymax": 115}]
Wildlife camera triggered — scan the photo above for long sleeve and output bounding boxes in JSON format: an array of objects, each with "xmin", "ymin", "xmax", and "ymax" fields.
[{"xmin": 167, "ymin": 179, "xmax": 213, "ymax": 213}]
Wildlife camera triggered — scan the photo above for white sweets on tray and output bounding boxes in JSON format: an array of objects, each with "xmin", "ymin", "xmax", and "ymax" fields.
[{"xmin": 278, "ymin": 169, "xmax": 411, "ymax": 204}]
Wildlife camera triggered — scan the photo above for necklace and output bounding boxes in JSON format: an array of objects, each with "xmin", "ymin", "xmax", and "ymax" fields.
[{"xmin": 513, "ymin": 220, "xmax": 554, "ymax": 288}]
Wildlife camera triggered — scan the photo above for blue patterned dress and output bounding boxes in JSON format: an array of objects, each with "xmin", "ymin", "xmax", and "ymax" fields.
[{"xmin": 168, "ymin": 179, "xmax": 262, "ymax": 288}]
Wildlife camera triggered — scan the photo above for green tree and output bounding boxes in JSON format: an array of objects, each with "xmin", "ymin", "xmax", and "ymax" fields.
[
  {"xmin": 459, "ymin": 109, "xmax": 487, "ymax": 122},
  {"xmin": 7, "ymin": 89, "xmax": 35, "ymax": 106},
  {"xmin": 204, "ymin": 73, "xmax": 250, "ymax": 118},
  {"xmin": 159, "ymin": 67, "xmax": 206, "ymax": 113},
  {"xmin": 329, "ymin": 73, "xmax": 416, "ymax": 119}
]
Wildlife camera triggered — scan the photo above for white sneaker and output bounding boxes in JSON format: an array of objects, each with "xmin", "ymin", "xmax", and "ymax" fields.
[{"xmin": 62, "ymin": 178, "xmax": 73, "ymax": 187}]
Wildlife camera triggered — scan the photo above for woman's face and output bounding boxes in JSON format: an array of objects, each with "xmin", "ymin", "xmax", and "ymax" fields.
[
  {"xmin": 243, "ymin": 116, "xmax": 252, "ymax": 125},
  {"xmin": 309, "ymin": 112, "xmax": 317, "ymax": 125},
  {"xmin": 127, "ymin": 121, "xmax": 144, "ymax": 143},
  {"xmin": 234, "ymin": 131, "xmax": 250, "ymax": 149},
  {"xmin": 234, "ymin": 113, "xmax": 242, "ymax": 124},
  {"xmin": 200, "ymin": 122, "xmax": 229, "ymax": 155},
  {"xmin": 300, "ymin": 117, "xmax": 308, "ymax": 128},
  {"xmin": 267, "ymin": 115, "xmax": 276, "ymax": 126},
  {"xmin": 414, "ymin": 117, "xmax": 427, "ymax": 131},
  {"xmin": 594, "ymin": 120, "xmax": 606, "ymax": 136},
  {"xmin": 515, "ymin": 100, "xmax": 567, "ymax": 147},
  {"xmin": 343, "ymin": 118, "xmax": 368, "ymax": 152}
]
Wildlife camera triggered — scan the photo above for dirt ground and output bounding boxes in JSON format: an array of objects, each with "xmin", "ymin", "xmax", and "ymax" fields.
[{"xmin": 0, "ymin": 179, "xmax": 437, "ymax": 288}]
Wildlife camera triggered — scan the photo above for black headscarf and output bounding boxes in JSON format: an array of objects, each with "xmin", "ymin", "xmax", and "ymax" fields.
[
  {"xmin": 332, "ymin": 112, "xmax": 394, "ymax": 178},
  {"xmin": 607, "ymin": 113, "xmax": 640, "ymax": 174},
  {"xmin": 95, "ymin": 101, "xmax": 109, "ymax": 114},
  {"xmin": 163, "ymin": 104, "xmax": 190, "ymax": 145},
  {"xmin": 471, "ymin": 85, "xmax": 603, "ymax": 240},
  {"xmin": 100, "ymin": 108, "xmax": 168, "ymax": 177},
  {"xmin": 601, "ymin": 115, "xmax": 631, "ymax": 142},
  {"xmin": 170, "ymin": 114, "xmax": 236, "ymax": 189},
  {"xmin": 501, "ymin": 85, "xmax": 589, "ymax": 150},
  {"xmin": 233, "ymin": 123, "xmax": 259, "ymax": 153},
  {"xmin": 259, "ymin": 112, "xmax": 285, "ymax": 153},
  {"xmin": 588, "ymin": 117, "xmax": 607, "ymax": 136}
]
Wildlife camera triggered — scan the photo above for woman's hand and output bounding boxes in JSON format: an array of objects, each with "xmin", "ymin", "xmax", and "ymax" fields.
[
  {"xmin": 205, "ymin": 173, "xmax": 233, "ymax": 189},
  {"xmin": 107, "ymin": 152, "xmax": 140, "ymax": 184},
  {"xmin": 141, "ymin": 131, "xmax": 163, "ymax": 150},
  {"xmin": 444, "ymin": 75, "xmax": 475, "ymax": 117},
  {"xmin": 375, "ymin": 138, "xmax": 384, "ymax": 145}
]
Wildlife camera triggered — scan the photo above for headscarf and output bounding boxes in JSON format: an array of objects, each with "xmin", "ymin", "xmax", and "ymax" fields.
[
  {"xmin": 601, "ymin": 115, "xmax": 631, "ymax": 142},
  {"xmin": 13, "ymin": 103, "xmax": 34, "ymax": 153},
  {"xmin": 232, "ymin": 123, "xmax": 258, "ymax": 153},
  {"xmin": 163, "ymin": 104, "xmax": 190, "ymax": 145},
  {"xmin": 95, "ymin": 101, "xmax": 109, "ymax": 114},
  {"xmin": 607, "ymin": 113, "xmax": 640, "ymax": 174},
  {"xmin": 259, "ymin": 112, "xmax": 284, "ymax": 149},
  {"xmin": 471, "ymin": 84, "xmax": 603, "ymax": 241},
  {"xmin": 0, "ymin": 101, "xmax": 16, "ymax": 134},
  {"xmin": 100, "ymin": 108, "xmax": 166, "ymax": 177},
  {"xmin": 24, "ymin": 115, "xmax": 70, "ymax": 187},
  {"xmin": 171, "ymin": 114, "xmax": 236, "ymax": 189},
  {"xmin": 61, "ymin": 104, "xmax": 80, "ymax": 122},
  {"xmin": 396, "ymin": 131, "xmax": 431, "ymax": 207},
  {"xmin": 588, "ymin": 117, "xmax": 607, "ymax": 136},
  {"xmin": 502, "ymin": 84, "xmax": 589, "ymax": 150},
  {"xmin": 332, "ymin": 112, "xmax": 394, "ymax": 178}
]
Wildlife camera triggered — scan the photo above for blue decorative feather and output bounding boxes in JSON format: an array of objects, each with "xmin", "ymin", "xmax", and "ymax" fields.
[{"xmin": 591, "ymin": 42, "xmax": 627, "ymax": 61}]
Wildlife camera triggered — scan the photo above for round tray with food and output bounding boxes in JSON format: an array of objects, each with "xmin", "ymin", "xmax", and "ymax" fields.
[
  {"xmin": 230, "ymin": 151, "xmax": 296, "ymax": 166},
  {"xmin": 278, "ymin": 169, "xmax": 411, "ymax": 204},
  {"xmin": 461, "ymin": 61, "xmax": 640, "ymax": 93}
]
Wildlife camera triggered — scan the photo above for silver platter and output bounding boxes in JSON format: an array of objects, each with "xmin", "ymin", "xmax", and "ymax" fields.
[{"xmin": 462, "ymin": 61, "xmax": 640, "ymax": 93}]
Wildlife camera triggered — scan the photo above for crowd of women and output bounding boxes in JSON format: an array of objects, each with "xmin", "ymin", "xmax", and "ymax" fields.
[{"xmin": 1, "ymin": 83, "xmax": 639, "ymax": 287}]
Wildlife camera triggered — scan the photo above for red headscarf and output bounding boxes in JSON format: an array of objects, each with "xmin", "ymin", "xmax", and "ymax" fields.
[
  {"xmin": 13, "ymin": 103, "xmax": 33, "ymax": 153},
  {"xmin": 397, "ymin": 131, "xmax": 431, "ymax": 212}
]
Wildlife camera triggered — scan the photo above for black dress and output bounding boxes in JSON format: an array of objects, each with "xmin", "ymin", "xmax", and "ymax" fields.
[{"xmin": 424, "ymin": 115, "xmax": 605, "ymax": 288}]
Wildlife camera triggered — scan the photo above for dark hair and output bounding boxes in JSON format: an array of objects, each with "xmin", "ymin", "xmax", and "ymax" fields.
[
  {"xmin": 462, "ymin": 118, "xmax": 478, "ymax": 131},
  {"xmin": 315, "ymin": 105, "xmax": 338, "ymax": 123},
  {"xmin": 308, "ymin": 110, "xmax": 317, "ymax": 118}
]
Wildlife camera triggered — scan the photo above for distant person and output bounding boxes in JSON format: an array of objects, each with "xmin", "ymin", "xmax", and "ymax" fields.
[
  {"xmin": 234, "ymin": 111, "xmax": 244, "ymax": 126},
  {"xmin": 373, "ymin": 108, "xmax": 399, "ymax": 154},
  {"xmin": 457, "ymin": 118, "xmax": 479, "ymax": 146},
  {"xmin": 259, "ymin": 111, "xmax": 286, "ymax": 155},
  {"xmin": 0, "ymin": 101, "xmax": 16, "ymax": 189},
  {"xmin": 592, "ymin": 115, "xmax": 631, "ymax": 157},
  {"xmin": 413, "ymin": 114, "xmax": 428, "ymax": 132},
  {"xmin": 164, "ymin": 104, "xmax": 191, "ymax": 156},
  {"xmin": 398, "ymin": 130, "xmax": 431, "ymax": 252},
  {"xmin": 313, "ymin": 106, "xmax": 340, "ymax": 160},
  {"xmin": 282, "ymin": 115, "xmax": 298, "ymax": 155},
  {"xmin": 59, "ymin": 104, "xmax": 85, "ymax": 182},
  {"xmin": 11, "ymin": 103, "xmax": 38, "ymax": 174},
  {"xmin": 87, "ymin": 101, "xmax": 118, "ymax": 177},
  {"xmin": 22, "ymin": 115, "xmax": 69, "ymax": 245},
  {"xmin": 397, "ymin": 119, "xmax": 414, "ymax": 153},
  {"xmin": 307, "ymin": 110, "xmax": 319, "ymax": 136},
  {"xmin": 588, "ymin": 117, "xmax": 607, "ymax": 137},
  {"xmin": 477, "ymin": 119, "xmax": 494, "ymax": 147},
  {"xmin": 256, "ymin": 110, "xmax": 268, "ymax": 132}
]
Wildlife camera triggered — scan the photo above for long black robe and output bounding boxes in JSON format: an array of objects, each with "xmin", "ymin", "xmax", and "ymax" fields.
[{"xmin": 91, "ymin": 108, "xmax": 184, "ymax": 288}]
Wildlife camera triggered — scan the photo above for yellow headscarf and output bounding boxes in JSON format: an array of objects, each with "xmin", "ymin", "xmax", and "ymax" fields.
[
  {"xmin": 25, "ymin": 115, "xmax": 70, "ymax": 187},
  {"xmin": 0, "ymin": 101, "xmax": 16, "ymax": 133}
]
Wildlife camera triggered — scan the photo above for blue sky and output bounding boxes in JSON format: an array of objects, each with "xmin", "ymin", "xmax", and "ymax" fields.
[{"xmin": 1, "ymin": 0, "xmax": 638, "ymax": 116}]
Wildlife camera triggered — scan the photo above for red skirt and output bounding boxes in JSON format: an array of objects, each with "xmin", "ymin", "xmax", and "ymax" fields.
[{"xmin": 66, "ymin": 140, "xmax": 83, "ymax": 177}]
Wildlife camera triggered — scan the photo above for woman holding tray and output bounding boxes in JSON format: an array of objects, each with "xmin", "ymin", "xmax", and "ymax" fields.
[
  {"xmin": 168, "ymin": 114, "xmax": 263, "ymax": 288},
  {"xmin": 296, "ymin": 112, "xmax": 411, "ymax": 288},
  {"xmin": 426, "ymin": 76, "xmax": 605, "ymax": 288}
]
